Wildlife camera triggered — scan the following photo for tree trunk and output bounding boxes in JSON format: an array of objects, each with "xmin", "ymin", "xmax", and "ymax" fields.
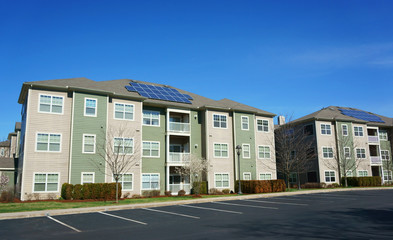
[
  {"xmin": 345, "ymin": 177, "xmax": 348, "ymax": 187},
  {"xmin": 115, "ymin": 180, "xmax": 119, "ymax": 203}
]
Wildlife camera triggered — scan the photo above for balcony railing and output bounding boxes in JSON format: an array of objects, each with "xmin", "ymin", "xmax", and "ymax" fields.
[
  {"xmin": 370, "ymin": 156, "xmax": 382, "ymax": 165},
  {"xmin": 168, "ymin": 152, "xmax": 190, "ymax": 163},
  {"xmin": 368, "ymin": 136, "xmax": 379, "ymax": 143},
  {"xmin": 169, "ymin": 184, "xmax": 191, "ymax": 193},
  {"xmin": 169, "ymin": 122, "xmax": 190, "ymax": 133}
]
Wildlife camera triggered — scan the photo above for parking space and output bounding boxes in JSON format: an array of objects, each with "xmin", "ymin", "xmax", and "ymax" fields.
[{"xmin": 1, "ymin": 189, "xmax": 393, "ymax": 239}]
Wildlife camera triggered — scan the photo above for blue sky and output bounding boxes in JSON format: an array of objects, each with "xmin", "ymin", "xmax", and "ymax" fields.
[{"xmin": 1, "ymin": 0, "xmax": 393, "ymax": 138}]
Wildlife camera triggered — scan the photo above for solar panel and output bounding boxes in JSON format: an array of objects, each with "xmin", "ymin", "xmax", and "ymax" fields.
[
  {"xmin": 125, "ymin": 82, "xmax": 192, "ymax": 104},
  {"xmin": 339, "ymin": 109, "xmax": 385, "ymax": 123}
]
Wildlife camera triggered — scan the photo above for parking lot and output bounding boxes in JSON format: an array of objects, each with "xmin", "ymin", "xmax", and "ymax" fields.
[{"xmin": 1, "ymin": 189, "xmax": 393, "ymax": 239}]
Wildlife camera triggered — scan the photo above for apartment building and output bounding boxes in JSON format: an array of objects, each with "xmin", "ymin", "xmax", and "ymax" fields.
[
  {"xmin": 16, "ymin": 77, "xmax": 276, "ymax": 200},
  {"xmin": 276, "ymin": 106, "xmax": 393, "ymax": 185}
]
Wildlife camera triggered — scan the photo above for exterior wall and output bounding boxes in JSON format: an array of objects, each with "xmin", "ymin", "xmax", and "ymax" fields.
[
  {"xmin": 190, "ymin": 110, "xmax": 202, "ymax": 159},
  {"xmin": 352, "ymin": 123, "xmax": 370, "ymax": 176},
  {"xmin": 0, "ymin": 147, "xmax": 10, "ymax": 158},
  {"xmin": 0, "ymin": 170, "xmax": 14, "ymax": 190},
  {"xmin": 20, "ymin": 89, "xmax": 72, "ymax": 200}
]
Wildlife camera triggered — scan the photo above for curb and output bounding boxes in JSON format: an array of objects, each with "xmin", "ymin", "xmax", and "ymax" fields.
[{"xmin": 1, "ymin": 187, "xmax": 392, "ymax": 220}]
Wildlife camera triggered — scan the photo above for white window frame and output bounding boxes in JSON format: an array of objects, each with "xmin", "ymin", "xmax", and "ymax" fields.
[
  {"xmin": 379, "ymin": 130, "xmax": 388, "ymax": 141},
  {"xmin": 142, "ymin": 141, "xmax": 160, "ymax": 158},
  {"xmin": 82, "ymin": 134, "xmax": 96, "ymax": 154},
  {"xmin": 358, "ymin": 170, "xmax": 368, "ymax": 177},
  {"xmin": 243, "ymin": 172, "xmax": 251, "ymax": 180},
  {"xmin": 81, "ymin": 172, "xmax": 95, "ymax": 184},
  {"xmin": 241, "ymin": 116, "xmax": 249, "ymax": 130},
  {"xmin": 342, "ymin": 124, "xmax": 348, "ymax": 136},
  {"xmin": 344, "ymin": 147, "xmax": 351, "ymax": 159},
  {"xmin": 214, "ymin": 173, "xmax": 230, "ymax": 188},
  {"xmin": 381, "ymin": 150, "xmax": 390, "ymax": 161},
  {"xmin": 322, "ymin": 147, "xmax": 334, "ymax": 159},
  {"xmin": 32, "ymin": 172, "xmax": 60, "ymax": 193},
  {"xmin": 383, "ymin": 170, "xmax": 392, "ymax": 181},
  {"xmin": 324, "ymin": 170, "xmax": 336, "ymax": 183},
  {"xmin": 289, "ymin": 172, "xmax": 297, "ymax": 183},
  {"xmin": 257, "ymin": 119, "xmax": 269, "ymax": 132},
  {"xmin": 354, "ymin": 126, "xmax": 364, "ymax": 137},
  {"xmin": 259, "ymin": 173, "xmax": 272, "ymax": 180},
  {"xmin": 38, "ymin": 94, "xmax": 64, "ymax": 114},
  {"xmin": 35, "ymin": 132, "xmax": 62, "ymax": 152},
  {"xmin": 114, "ymin": 173, "xmax": 133, "ymax": 191},
  {"xmin": 0, "ymin": 148, "xmax": 4, "ymax": 157},
  {"xmin": 356, "ymin": 148, "xmax": 366, "ymax": 159},
  {"xmin": 346, "ymin": 170, "xmax": 353, "ymax": 177},
  {"xmin": 320, "ymin": 124, "xmax": 332, "ymax": 135},
  {"xmin": 213, "ymin": 143, "xmax": 229, "ymax": 158},
  {"xmin": 141, "ymin": 173, "xmax": 160, "ymax": 190},
  {"xmin": 242, "ymin": 144, "xmax": 250, "ymax": 159},
  {"xmin": 213, "ymin": 114, "xmax": 228, "ymax": 129},
  {"xmin": 84, "ymin": 98, "xmax": 97, "ymax": 117},
  {"xmin": 114, "ymin": 137, "xmax": 134, "ymax": 155},
  {"xmin": 114, "ymin": 102, "xmax": 134, "ymax": 121},
  {"xmin": 143, "ymin": 110, "xmax": 160, "ymax": 127},
  {"xmin": 258, "ymin": 145, "xmax": 271, "ymax": 159}
]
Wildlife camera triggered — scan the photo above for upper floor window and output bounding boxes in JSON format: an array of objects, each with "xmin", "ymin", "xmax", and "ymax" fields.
[
  {"xmin": 83, "ymin": 134, "xmax": 96, "ymax": 154},
  {"xmin": 114, "ymin": 103, "xmax": 134, "ymax": 120},
  {"xmin": 322, "ymin": 147, "xmax": 333, "ymax": 158},
  {"xmin": 0, "ymin": 148, "xmax": 4, "ymax": 157},
  {"xmin": 258, "ymin": 146, "xmax": 271, "ymax": 159},
  {"xmin": 381, "ymin": 150, "xmax": 390, "ymax": 161},
  {"xmin": 39, "ymin": 94, "xmax": 63, "ymax": 114},
  {"xmin": 241, "ymin": 116, "xmax": 249, "ymax": 130},
  {"xmin": 214, "ymin": 143, "xmax": 228, "ymax": 158},
  {"xmin": 342, "ymin": 124, "xmax": 348, "ymax": 136},
  {"xmin": 213, "ymin": 114, "xmax": 227, "ymax": 128},
  {"xmin": 142, "ymin": 141, "xmax": 160, "ymax": 157},
  {"xmin": 379, "ymin": 130, "xmax": 388, "ymax": 141},
  {"xmin": 321, "ymin": 124, "xmax": 331, "ymax": 135},
  {"xmin": 242, "ymin": 144, "xmax": 250, "ymax": 158},
  {"xmin": 344, "ymin": 147, "xmax": 351, "ymax": 159},
  {"xmin": 354, "ymin": 126, "xmax": 364, "ymax": 137},
  {"xmin": 257, "ymin": 119, "xmax": 269, "ymax": 132},
  {"xmin": 356, "ymin": 148, "xmax": 366, "ymax": 159},
  {"xmin": 114, "ymin": 137, "xmax": 134, "ymax": 155},
  {"xmin": 143, "ymin": 110, "xmax": 160, "ymax": 126},
  {"xmin": 304, "ymin": 124, "xmax": 314, "ymax": 135},
  {"xmin": 84, "ymin": 98, "xmax": 97, "ymax": 117},
  {"xmin": 36, "ymin": 133, "xmax": 61, "ymax": 152}
]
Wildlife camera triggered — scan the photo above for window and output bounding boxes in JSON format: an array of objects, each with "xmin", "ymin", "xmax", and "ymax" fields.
[
  {"xmin": 36, "ymin": 133, "xmax": 61, "ymax": 152},
  {"xmin": 83, "ymin": 134, "xmax": 96, "ymax": 154},
  {"xmin": 304, "ymin": 124, "xmax": 314, "ymax": 135},
  {"xmin": 358, "ymin": 170, "xmax": 368, "ymax": 177},
  {"xmin": 356, "ymin": 148, "xmax": 366, "ymax": 159},
  {"xmin": 342, "ymin": 124, "xmax": 348, "ymax": 136},
  {"xmin": 325, "ymin": 171, "xmax": 336, "ymax": 182},
  {"xmin": 242, "ymin": 144, "xmax": 250, "ymax": 158},
  {"xmin": 383, "ymin": 170, "xmax": 392, "ymax": 181},
  {"xmin": 114, "ymin": 103, "xmax": 134, "ymax": 120},
  {"xmin": 241, "ymin": 116, "xmax": 249, "ymax": 130},
  {"xmin": 379, "ymin": 130, "xmax": 388, "ymax": 141},
  {"xmin": 142, "ymin": 173, "xmax": 159, "ymax": 190},
  {"xmin": 346, "ymin": 170, "xmax": 353, "ymax": 177},
  {"xmin": 259, "ymin": 173, "xmax": 272, "ymax": 180},
  {"xmin": 142, "ymin": 141, "xmax": 160, "ymax": 157},
  {"xmin": 39, "ymin": 94, "xmax": 63, "ymax": 114},
  {"xmin": 344, "ymin": 147, "xmax": 351, "ymax": 159},
  {"xmin": 84, "ymin": 98, "xmax": 97, "ymax": 117},
  {"xmin": 0, "ymin": 148, "xmax": 4, "ymax": 156},
  {"xmin": 258, "ymin": 146, "xmax": 271, "ymax": 159},
  {"xmin": 322, "ymin": 147, "xmax": 333, "ymax": 158},
  {"xmin": 289, "ymin": 172, "xmax": 297, "ymax": 183},
  {"xmin": 215, "ymin": 173, "xmax": 229, "ymax": 188},
  {"xmin": 115, "ymin": 173, "xmax": 133, "ymax": 191},
  {"xmin": 354, "ymin": 126, "xmax": 364, "ymax": 137},
  {"xmin": 257, "ymin": 119, "xmax": 269, "ymax": 132},
  {"xmin": 213, "ymin": 114, "xmax": 227, "ymax": 128},
  {"xmin": 381, "ymin": 150, "xmax": 390, "ymax": 161},
  {"xmin": 143, "ymin": 110, "xmax": 160, "ymax": 126},
  {"xmin": 214, "ymin": 143, "xmax": 228, "ymax": 158},
  {"xmin": 114, "ymin": 138, "xmax": 134, "ymax": 154},
  {"xmin": 321, "ymin": 124, "xmax": 331, "ymax": 135},
  {"xmin": 81, "ymin": 172, "xmax": 94, "ymax": 184},
  {"xmin": 33, "ymin": 173, "xmax": 59, "ymax": 192},
  {"xmin": 243, "ymin": 172, "xmax": 251, "ymax": 180}
]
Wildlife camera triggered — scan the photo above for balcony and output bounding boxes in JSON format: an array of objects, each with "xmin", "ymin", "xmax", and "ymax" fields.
[
  {"xmin": 169, "ymin": 122, "xmax": 190, "ymax": 133},
  {"xmin": 370, "ymin": 156, "xmax": 382, "ymax": 165},
  {"xmin": 169, "ymin": 183, "xmax": 191, "ymax": 194},
  {"xmin": 368, "ymin": 136, "xmax": 379, "ymax": 143},
  {"xmin": 168, "ymin": 152, "xmax": 190, "ymax": 163}
]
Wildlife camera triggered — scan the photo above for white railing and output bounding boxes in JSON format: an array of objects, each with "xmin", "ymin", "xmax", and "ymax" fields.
[
  {"xmin": 368, "ymin": 136, "xmax": 379, "ymax": 143},
  {"xmin": 370, "ymin": 156, "xmax": 381, "ymax": 165},
  {"xmin": 169, "ymin": 122, "xmax": 190, "ymax": 133},
  {"xmin": 168, "ymin": 152, "xmax": 190, "ymax": 163},
  {"xmin": 169, "ymin": 184, "xmax": 191, "ymax": 193}
]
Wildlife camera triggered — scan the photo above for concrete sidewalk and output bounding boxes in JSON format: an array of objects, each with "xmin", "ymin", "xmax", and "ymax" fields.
[{"xmin": 1, "ymin": 187, "xmax": 392, "ymax": 220}]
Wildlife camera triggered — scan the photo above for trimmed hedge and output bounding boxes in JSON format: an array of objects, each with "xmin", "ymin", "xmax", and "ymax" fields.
[
  {"xmin": 235, "ymin": 180, "xmax": 286, "ymax": 194},
  {"xmin": 61, "ymin": 183, "xmax": 121, "ymax": 200},
  {"xmin": 191, "ymin": 181, "xmax": 208, "ymax": 194},
  {"xmin": 343, "ymin": 177, "xmax": 381, "ymax": 187}
]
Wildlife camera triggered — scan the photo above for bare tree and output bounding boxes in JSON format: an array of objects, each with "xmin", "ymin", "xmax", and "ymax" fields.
[
  {"xmin": 93, "ymin": 125, "xmax": 139, "ymax": 203},
  {"xmin": 175, "ymin": 154, "xmax": 209, "ymax": 195}
]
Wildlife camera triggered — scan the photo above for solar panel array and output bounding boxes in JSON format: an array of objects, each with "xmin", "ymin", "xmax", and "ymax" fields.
[
  {"xmin": 339, "ymin": 109, "xmax": 385, "ymax": 123},
  {"xmin": 125, "ymin": 82, "xmax": 193, "ymax": 104}
]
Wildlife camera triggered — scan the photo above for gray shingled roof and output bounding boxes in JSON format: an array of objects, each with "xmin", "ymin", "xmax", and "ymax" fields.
[
  {"xmin": 19, "ymin": 77, "xmax": 275, "ymax": 116},
  {"xmin": 0, "ymin": 158, "xmax": 15, "ymax": 169},
  {"xmin": 0, "ymin": 140, "xmax": 10, "ymax": 147}
]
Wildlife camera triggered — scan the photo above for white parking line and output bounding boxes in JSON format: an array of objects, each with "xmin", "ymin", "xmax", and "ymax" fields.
[
  {"xmin": 47, "ymin": 215, "xmax": 81, "ymax": 233},
  {"xmin": 98, "ymin": 211, "xmax": 147, "ymax": 225},
  {"xmin": 142, "ymin": 208, "xmax": 200, "ymax": 219},
  {"xmin": 180, "ymin": 204, "xmax": 243, "ymax": 214},
  {"xmin": 213, "ymin": 202, "xmax": 278, "ymax": 210},
  {"xmin": 242, "ymin": 199, "xmax": 308, "ymax": 206}
]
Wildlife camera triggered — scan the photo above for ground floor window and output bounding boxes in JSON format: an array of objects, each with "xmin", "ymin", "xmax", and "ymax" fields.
[
  {"xmin": 345, "ymin": 170, "xmax": 353, "ymax": 177},
  {"xmin": 358, "ymin": 170, "xmax": 368, "ymax": 177},
  {"xmin": 325, "ymin": 171, "xmax": 336, "ymax": 182},
  {"xmin": 383, "ymin": 170, "xmax": 392, "ymax": 181},
  {"xmin": 259, "ymin": 173, "xmax": 272, "ymax": 180},
  {"xmin": 289, "ymin": 172, "xmax": 297, "ymax": 183},
  {"xmin": 81, "ymin": 172, "xmax": 94, "ymax": 184},
  {"xmin": 33, "ymin": 173, "xmax": 59, "ymax": 192},
  {"xmin": 215, "ymin": 173, "xmax": 229, "ymax": 188},
  {"xmin": 142, "ymin": 173, "xmax": 159, "ymax": 190},
  {"xmin": 243, "ymin": 172, "xmax": 251, "ymax": 180},
  {"xmin": 116, "ymin": 173, "xmax": 133, "ymax": 190}
]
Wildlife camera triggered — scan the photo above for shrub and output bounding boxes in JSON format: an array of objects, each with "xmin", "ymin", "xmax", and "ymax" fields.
[
  {"xmin": 132, "ymin": 194, "xmax": 142, "ymax": 199},
  {"xmin": 344, "ymin": 177, "xmax": 381, "ymax": 187},
  {"xmin": 142, "ymin": 190, "xmax": 161, "ymax": 197},
  {"xmin": 178, "ymin": 189, "xmax": 186, "ymax": 196},
  {"xmin": 302, "ymin": 182, "xmax": 323, "ymax": 189},
  {"xmin": 123, "ymin": 192, "xmax": 131, "ymax": 198},
  {"xmin": 0, "ymin": 189, "xmax": 14, "ymax": 202},
  {"xmin": 192, "ymin": 181, "xmax": 208, "ymax": 195},
  {"xmin": 82, "ymin": 183, "xmax": 92, "ymax": 200},
  {"xmin": 61, "ymin": 183, "xmax": 73, "ymax": 200},
  {"xmin": 164, "ymin": 191, "xmax": 172, "ymax": 197},
  {"xmin": 235, "ymin": 180, "xmax": 286, "ymax": 194},
  {"xmin": 209, "ymin": 188, "xmax": 223, "ymax": 195},
  {"xmin": 73, "ymin": 184, "xmax": 83, "ymax": 200},
  {"xmin": 222, "ymin": 189, "xmax": 230, "ymax": 194},
  {"xmin": 331, "ymin": 183, "xmax": 340, "ymax": 188}
]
